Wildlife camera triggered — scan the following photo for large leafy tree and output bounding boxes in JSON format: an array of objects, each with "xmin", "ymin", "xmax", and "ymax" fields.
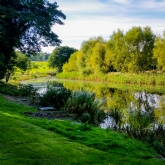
[
  {"xmin": 0, "ymin": 0, "xmax": 66, "ymax": 79},
  {"xmin": 106, "ymin": 27, "xmax": 155, "ymax": 73},
  {"xmin": 89, "ymin": 42, "xmax": 106, "ymax": 74},
  {"xmin": 125, "ymin": 26, "xmax": 155, "ymax": 72},
  {"xmin": 63, "ymin": 51, "xmax": 79, "ymax": 72},
  {"xmin": 5, "ymin": 51, "xmax": 31, "ymax": 82},
  {"xmin": 153, "ymin": 32, "xmax": 165, "ymax": 71},
  {"xmin": 15, "ymin": 51, "xmax": 31, "ymax": 72},
  {"xmin": 78, "ymin": 36, "xmax": 105, "ymax": 75},
  {"xmin": 48, "ymin": 46, "xmax": 77, "ymax": 72},
  {"xmin": 106, "ymin": 29, "xmax": 126, "ymax": 72}
]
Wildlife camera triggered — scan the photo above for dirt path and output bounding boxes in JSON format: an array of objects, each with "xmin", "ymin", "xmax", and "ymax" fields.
[
  {"xmin": 1, "ymin": 94, "xmax": 35, "ymax": 108},
  {"xmin": 1, "ymin": 94, "xmax": 74, "ymax": 120}
]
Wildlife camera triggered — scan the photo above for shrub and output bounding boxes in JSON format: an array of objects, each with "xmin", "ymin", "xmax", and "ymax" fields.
[
  {"xmin": 40, "ymin": 87, "xmax": 71, "ymax": 109},
  {"xmin": 47, "ymin": 81, "xmax": 63, "ymax": 88},
  {"xmin": 107, "ymin": 107, "xmax": 123, "ymax": 130},
  {"xmin": 80, "ymin": 121, "xmax": 92, "ymax": 131},
  {"xmin": 18, "ymin": 84, "xmax": 38, "ymax": 97},
  {"xmin": 18, "ymin": 84, "xmax": 40, "ymax": 105},
  {"xmin": 66, "ymin": 90, "xmax": 106, "ymax": 125},
  {"xmin": 0, "ymin": 82, "xmax": 20, "ymax": 96}
]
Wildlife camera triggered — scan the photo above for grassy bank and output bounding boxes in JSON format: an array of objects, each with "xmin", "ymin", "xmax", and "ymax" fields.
[
  {"xmin": 56, "ymin": 72, "xmax": 165, "ymax": 86},
  {"xmin": 11, "ymin": 61, "xmax": 55, "ymax": 82},
  {"xmin": 0, "ymin": 95, "xmax": 164, "ymax": 164}
]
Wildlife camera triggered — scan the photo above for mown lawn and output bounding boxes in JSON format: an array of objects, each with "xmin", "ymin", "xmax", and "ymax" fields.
[{"xmin": 0, "ymin": 95, "xmax": 164, "ymax": 165}]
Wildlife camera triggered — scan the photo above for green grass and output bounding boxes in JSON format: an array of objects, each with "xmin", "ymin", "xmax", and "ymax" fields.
[
  {"xmin": 56, "ymin": 72, "xmax": 165, "ymax": 86},
  {"xmin": 12, "ymin": 61, "xmax": 56, "ymax": 82},
  {"xmin": 0, "ymin": 95, "xmax": 164, "ymax": 164}
]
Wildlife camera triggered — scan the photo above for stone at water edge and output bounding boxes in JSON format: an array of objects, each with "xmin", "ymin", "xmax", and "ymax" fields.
[{"xmin": 38, "ymin": 107, "xmax": 55, "ymax": 111}]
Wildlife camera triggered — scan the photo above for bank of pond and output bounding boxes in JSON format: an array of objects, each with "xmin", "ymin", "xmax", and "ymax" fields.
[
  {"xmin": 0, "ymin": 94, "xmax": 165, "ymax": 165},
  {"xmin": 56, "ymin": 72, "xmax": 165, "ymax": 86},
  {"xmin": 0, "ymin": 79, "xmax": 165, "ymax": 159}
]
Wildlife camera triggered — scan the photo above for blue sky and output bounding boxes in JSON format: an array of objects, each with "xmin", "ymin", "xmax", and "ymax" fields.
[{"xmin": 42, "ymin": 0, "xmax": 165, "ymax": 52}]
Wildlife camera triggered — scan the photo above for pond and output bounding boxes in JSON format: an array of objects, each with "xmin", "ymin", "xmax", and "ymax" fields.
[{"xmin": 22, "ymin": 77, "xmax": 165, "ymax": 130}]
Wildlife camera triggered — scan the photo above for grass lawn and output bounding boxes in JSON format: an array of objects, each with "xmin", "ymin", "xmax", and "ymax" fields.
[
  {"xmin": 0, "ymin": 95, "xmax": 164, "ymax": 165},
  {"xmin": 12, "ymin": 61, "xmax": 55, "ymax": 82}
]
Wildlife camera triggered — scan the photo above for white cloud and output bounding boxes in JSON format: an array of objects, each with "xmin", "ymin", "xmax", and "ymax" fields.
[
  {"xmin": 41, "ymin": 0, "xmax": 165, "ymax": 52},
  {"xmin": 113, "ymin": 0, "xmax": 130, "ymax": 5},
  {"xmin": 133, "ymin": 0, "xmax": 165, "ymax": 10}
]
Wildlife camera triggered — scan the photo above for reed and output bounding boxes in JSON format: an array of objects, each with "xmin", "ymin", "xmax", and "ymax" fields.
[{"xmin": 57, "ymin": 72, "xmax": 165, "ymax": 86}]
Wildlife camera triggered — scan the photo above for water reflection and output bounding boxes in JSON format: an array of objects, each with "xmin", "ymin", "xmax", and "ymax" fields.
[
  {"xmin": 22, "ymin": 79, "xmax": 165, "ymax": 156},
  {"xmin": 59, "ymin": 81, "xmax": 165, "ymax": 129},
  {"xmin": 25, "ymin": 80, "xmax": 165, "ymax": 129}
]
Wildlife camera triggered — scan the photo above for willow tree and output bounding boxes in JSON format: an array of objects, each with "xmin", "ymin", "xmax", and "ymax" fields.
[
  {"xmin": 106, "ymin": 27, "xmax": 155, "ymax": 73},
  {"xmin": 62, "ymin": 51, "xmax": 79, "ymax": 72},
  {"xmin": 153, "ymin": 32, "xmax": 165, "ymax": 71},
  {"xmin": 89, "ymin": 42, "xmax": 107, "ymax": 74},
  {"xmin": 77, "ymin": 36, "xmax": 105, "ymax": 75},
  {"xmin": 0, "ymin": 0, "xmax": 66, "ymax": 79},
  {"xmin": 106, "ymin": 29, "xmax": 126, "ymax": 72},
  {"xmin": 125, "ymin": 26, "xmax": 155, "ymax": 72}
]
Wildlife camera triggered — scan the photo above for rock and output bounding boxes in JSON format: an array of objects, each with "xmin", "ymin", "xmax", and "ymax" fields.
[
  {"xmin": 20, "ymin": 99, "xmax": 27, "ymax": 101},
  {"xmin": 38, "ymin": 107, "xmax": 55, "ymax": 111}
]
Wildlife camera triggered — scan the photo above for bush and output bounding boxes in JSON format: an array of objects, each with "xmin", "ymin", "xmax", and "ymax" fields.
[
  {"xmin": 18, "ymin": 84, "xmax": 40, "ymax": 105},
  {"xmin": 40, "ymin": 87, "xmax": 71, "ymax": 109},
  {"xmin": 47, "ymin": 81, "xmax": 63, "ymax": 88},
  {"xmin": 18, "ymin": 84, "xmax": 38, "ymax": 97},
  {"xmin": 66, "ymin": 90, "xmax": 106, "ymax": 125},
  {"xmin": 0, "ymin": 82, "xmax": 20, "ymax": 96}
]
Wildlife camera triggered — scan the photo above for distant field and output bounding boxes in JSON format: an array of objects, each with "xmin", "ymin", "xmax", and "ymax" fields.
[{"xmin": 12, "ymin": 61, "xmax": 56, "ymax": 82}]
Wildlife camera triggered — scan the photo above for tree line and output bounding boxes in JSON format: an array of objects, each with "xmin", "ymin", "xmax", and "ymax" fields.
[
  {"xmin": 63, "ymin": 26, "xmax": 165, "ymax": 74},
  {"xmin": 0, "ymin": 0, "xmax": 65, "ymax": 80}
]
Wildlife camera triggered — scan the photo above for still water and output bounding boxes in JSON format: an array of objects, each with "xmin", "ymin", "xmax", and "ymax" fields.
[{"xmin": 22, "ymin": 77, "xmax": 165, "ymax": 130}]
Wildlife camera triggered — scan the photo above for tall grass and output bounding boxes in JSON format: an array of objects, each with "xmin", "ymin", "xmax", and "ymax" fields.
[
  {"xmin": 107, "ymin": 107, "xmax": 165, "ymax": 157},
  {"xmin": 56, "ymin": 72, "xmax": 80, "ymax": 80},
  {"xmin": 1, "ymin": 94, "xmax": 164, "ymax": 164},
  {"xmin": 40, "ymin": 87, "xmax": 72, "ymax": 109},
  {"xmin": 66, "ymin": 90, "xmax": 106, "ymax": 125},
  {"xmin": 56, "ymin": 72, "xmax": 165, "ymax": 86}
]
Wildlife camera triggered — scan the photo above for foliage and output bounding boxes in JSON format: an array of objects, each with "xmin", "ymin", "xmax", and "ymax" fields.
[
  {"xmin": 48, "ymin": 46, "xmax": 77, "ymax": 72},
  {"xmin": 124, "ymin": 110, "xmax": 165, "ymax": 156},
  {"xmin": 107, "ymin": 26, "xmax": 155, "ymax": 72},
  {"xmin": 106, "ymin": 29, "xmax": 125, "ymax": 72},
  {"xmin": 78, "ymin": 36, "xmax": 106, "ymax": 75},
  {"xmin": 12, "ymin": 61, "xmax": 55, "ymax": 81},
  {"xmin": 66, "ymin": 90, "xmax": 106, "ymax": 125},
  {"xmin": 30, "ymin": 52, "xmax": 50, "ymax": 61},
  {"xmin": 15, "ymin": 51, "xmax": 31, "ymax": 71},
  {"xmin": 0, "ymin": 0, "xmax": 65, "ymax": 79},
  {"xmin": 57, "ymin": 71, "xmax": 165, "ymax": 86},
  {"xmin": 18, "ymin": 84, "xmax": 38, "ymax": 97},
  {"xmin": 4, "ymin": 51, "xmax": 31, "ymax": 82},
  {"xmin": 62, "ymin": 51, "xmax": 79, "ymax": 72},
  {"xmin": 1, "ymin": 95, "xmax": 164, "ymax": 165},
  {"xmin": 4, "ymin": 56, "xmax": 17, "ymax": 82},
  {"xmin": 80, "ymin": 121, "xmax": 92, "ymax": 131},
  {"xmin": 1, "ymin": 82, "xmax": 165, "ymax": 157},
  {"xmin": 40, "ymin": 87, "xmax": 72, "ymax": 109},
  {"xmin": 0, "ymin": 82, "xmax": 20, "ymax": 96},
  {"xmin": 62, "ymin": 26, "xmax": 155, "ymax": 75},
  {"xmin": 153, "ymin": 31, "xmax": 165, "ymax": 71}
]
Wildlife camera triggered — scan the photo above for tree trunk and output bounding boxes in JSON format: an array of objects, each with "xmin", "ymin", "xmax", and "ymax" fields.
[{"xmin": 5, "ymin": 72, "xmax": 11, "ymax": 82}]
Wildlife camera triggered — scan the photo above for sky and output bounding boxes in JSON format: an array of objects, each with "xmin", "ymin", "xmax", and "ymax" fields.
[{"xmin": 42, "ymin": 0, "xmax": 165, "ymax": 53}]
